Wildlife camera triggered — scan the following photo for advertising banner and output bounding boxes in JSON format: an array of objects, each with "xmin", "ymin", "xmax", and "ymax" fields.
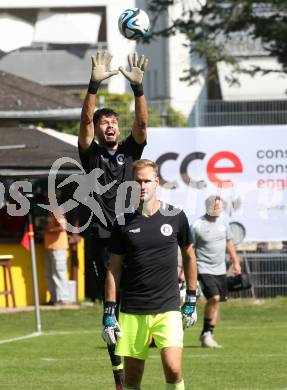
[{"xmin": 142, "ymin": 125, "xmax": 287, "ymax": 242}]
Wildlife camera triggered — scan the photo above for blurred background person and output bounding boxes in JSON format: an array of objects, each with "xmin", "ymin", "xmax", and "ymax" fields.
[
  {"xmin": 44, "ymin": 201, "xmax": 69, "ymax": 306},
  {"xmin": 191, "ymin": 195, "xmax": 241, "ymax": 348}
]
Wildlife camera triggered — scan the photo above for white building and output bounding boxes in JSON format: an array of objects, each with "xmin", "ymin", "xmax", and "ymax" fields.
[
  {"xmin": 0, "ymin": 0, "xmax": 286, "ymax": 125},
  {"xmin": 0, "ymin": 0, "xmax": 137, "ymax": 94}
]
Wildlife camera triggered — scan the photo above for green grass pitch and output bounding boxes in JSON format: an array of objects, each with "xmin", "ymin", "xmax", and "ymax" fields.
[{"xmin": 0, "ymin": 297, "xmax": 287, "ymax": 389}]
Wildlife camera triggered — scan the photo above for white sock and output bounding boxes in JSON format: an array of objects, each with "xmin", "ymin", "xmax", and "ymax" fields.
[{"xmin": 166, "ymin": 379, "xmax": 185, "ymax": 390}]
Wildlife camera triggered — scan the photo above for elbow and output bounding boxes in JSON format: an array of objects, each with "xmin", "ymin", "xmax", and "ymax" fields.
[
  {"xmin": 78, "ymin": 137, "xmax": 92, "ymax": 151},
  {"xmin": 138, "ymin": 120, "xmax": 148, "ymax": 139},
  {"xmin": 81, "ymin": 113, "xmax": 93, "ymax": 126},
  {"xmin": 136, "ymin": 118, "xmax": 148, "ymax": 131}
]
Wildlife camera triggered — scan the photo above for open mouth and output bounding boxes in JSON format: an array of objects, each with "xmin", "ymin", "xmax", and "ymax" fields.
[{"xmin": 105, "ymin": 130, "xmax": 115, "ymax": 138}]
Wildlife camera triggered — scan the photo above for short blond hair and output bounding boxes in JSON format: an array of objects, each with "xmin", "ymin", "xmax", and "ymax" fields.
[{"xmin": 132, "ymin": 159, "xmax": 159, "ymax": 177}]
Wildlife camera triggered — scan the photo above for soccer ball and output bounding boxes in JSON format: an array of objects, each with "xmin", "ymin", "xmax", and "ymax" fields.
[{"xmin": 118, "ymin": 8, "xmax": 150, "ymax": 40}]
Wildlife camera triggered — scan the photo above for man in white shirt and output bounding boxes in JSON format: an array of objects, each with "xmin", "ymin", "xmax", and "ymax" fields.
[{"xmin": 191, "ymin": 195, "xmax": 241, "ymax": 348}]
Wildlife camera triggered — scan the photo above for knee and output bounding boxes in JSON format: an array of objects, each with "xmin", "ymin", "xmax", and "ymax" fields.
[
  {"xmin": 165, "ymin": 365, "xmax": 182, "ymax": 383},
  {"xmin": 209, "ymin": 295, "xmax": 220, "ymax": 303}
]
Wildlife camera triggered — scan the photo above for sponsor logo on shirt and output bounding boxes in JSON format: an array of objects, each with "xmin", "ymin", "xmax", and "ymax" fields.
[
  {"xmin": 129, "ymin": 228, "xmax": 141, "ymax": 233},
  {"xmin": 160, "ymin": 224, "xmax": 173, "ymax": 236},
  {"xmin": 116, "ymin": 154, "xmax": 125, "ymax": 165}
]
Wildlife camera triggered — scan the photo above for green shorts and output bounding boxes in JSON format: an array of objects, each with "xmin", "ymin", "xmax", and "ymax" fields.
[{"xmin": 115, "ymin": 311, "xmax": 183, "ymax": 360}]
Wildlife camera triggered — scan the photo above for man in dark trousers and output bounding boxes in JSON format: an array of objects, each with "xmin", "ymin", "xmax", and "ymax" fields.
[
  {"xmin": 78, "ymin": 51, "xmax": 148, "ymax": 389},
  {"xmin": 103, "ymin": 159, "xmax": 198, "ymax": 390}
]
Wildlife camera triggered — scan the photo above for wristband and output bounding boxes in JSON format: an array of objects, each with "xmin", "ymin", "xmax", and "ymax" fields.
[
  {"xmin": 88, "ymin": 79, "xmax": 101, "ymax": 94},
  {"xmin": 103, "ymin": 301, "xmax": 116, "ymax": 317},
  {"xmin": 185, "ymin": 290, "xmax": 196, "ymax": 303},
  {"xmin": 130, "ymin": 83, "xmax": 144, "ymax": 97}
]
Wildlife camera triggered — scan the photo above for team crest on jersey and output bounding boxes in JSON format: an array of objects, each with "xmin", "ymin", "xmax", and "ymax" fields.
[
  {"xmin": 160, "ymin": 224, "xmax": 173, "ymax": 236},
  {"xmin": 129, "ymin": 228, "xmax": 141, "ymax": 233},
  {"xmin": 116, "ymin": 154, "xmax": 125, "ymax": 165}
]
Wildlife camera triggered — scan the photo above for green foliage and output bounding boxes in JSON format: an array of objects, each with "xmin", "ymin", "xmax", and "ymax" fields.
[
  {"xmin": 37, "ymin": 90, "xmax": 188, "ymax": 135},
  {"xmin": 147, "ymin": 0, "xmax": 287, "ymax": 84},
  {"xmin": 166, "ymin": 106, "xmax": 188, "ymax": 127},
  {"xmin": 147, "ymin": 107, "xmax": 162, "ymax": 127},
  {"xmin": 38, "ymin": 120, "xmax": 80, "ymax": 135}
]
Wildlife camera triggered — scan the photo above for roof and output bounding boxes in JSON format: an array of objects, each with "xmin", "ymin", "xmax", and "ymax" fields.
[
  {"xmin": 38, "ymin": 127, "xmax": 78, "ymax": 147},
  {"xmin": 0, "ymin": 70, "xmax": 81, "ymax": 111},
  {"xmin": 0, "ymin": 127, "xmax": 81, "ymax": 176}
]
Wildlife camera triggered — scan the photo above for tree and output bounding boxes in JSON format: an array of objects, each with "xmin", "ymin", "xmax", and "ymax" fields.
[
  {"xmin": 37, "ymin": 91, "xmax": 137, "ymax": 137},
  {"xmin": 37, "ymin": 90, "xmax": 188, "ymax": 134},
  {"xmin": 147, "ymin": 0, "xmax": 287, "ymax": 85}
]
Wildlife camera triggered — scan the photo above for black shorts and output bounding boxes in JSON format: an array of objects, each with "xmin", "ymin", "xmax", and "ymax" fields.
[{"xmin": 198, "ymin": 274, "xmax": 228, "ymax": 302}]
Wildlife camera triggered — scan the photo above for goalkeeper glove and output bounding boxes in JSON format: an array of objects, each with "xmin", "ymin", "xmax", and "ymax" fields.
[
  {"xmin": 101, "ymin": 302, "xmax": 122, "ymax": 347},
  {"xmin": 88, "ymin": 51, "xmax": 119, "ymax": 94},
  {"xmin": 119, "ymin": 52, "xmax": 148, "ymax": 97},
  {"xmin": 181, "ymin": 290, "xmax": 197, "ymax": 329}
]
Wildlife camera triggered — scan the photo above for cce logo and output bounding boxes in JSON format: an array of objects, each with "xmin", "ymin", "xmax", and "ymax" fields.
[{"xmin": 156, "ymin": 151, "xmax": 243, "ymax": 189}]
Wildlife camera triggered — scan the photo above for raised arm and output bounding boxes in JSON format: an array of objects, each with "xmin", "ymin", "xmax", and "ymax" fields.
[
  {"xmin": 79, "ymin": 52, "xmax": 119, "ymax": 150},
  {"xmin": 119, "ymin": 52, "xmax": 149, "ymax": 144},
  {"xmin": 79, "ymin": 93, "xmax": 96, "ymax": 150}
]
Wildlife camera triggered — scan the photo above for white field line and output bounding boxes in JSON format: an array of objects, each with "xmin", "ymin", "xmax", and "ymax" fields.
[
  {"xmin": 43, "ymin": 329, "xmax": 100, "ymax": 336},
  {"xmin": 0, "ymin": 329, "xmax": 100, "ymax": 345},
  {"xmin": 183, "ymin": 353, "xmax": 287, "ymax": 358},
  {"xmin": 40, "ymin": 357, "xmax": 100, "ymax": 362},
  {"xmin": 214, "ymin": 388, "xmax": 287, "ymax": 390},
  {"xmin": 218, "ymin": 324, "xmax": 287, "ymax": 330},
  {"xmin": 182, "ymin": 384, "xmax": 287, "ymax": 390},
  {"xmin": 38, "ymin": 352, "xmax": 287, "ymax": 361},
  {"xmin": 0, "ymin": 332, "xmax": 41, "ymax": 345}
]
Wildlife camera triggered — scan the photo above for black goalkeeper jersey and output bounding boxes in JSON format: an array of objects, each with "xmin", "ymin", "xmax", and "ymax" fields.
[
  {"xmin": 78, "ymin": 134, "xmax": 146, "ymax": 238},
  {"xmin": 109, "ymin": 203, "xmax": 192, "ymax": 314}
]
